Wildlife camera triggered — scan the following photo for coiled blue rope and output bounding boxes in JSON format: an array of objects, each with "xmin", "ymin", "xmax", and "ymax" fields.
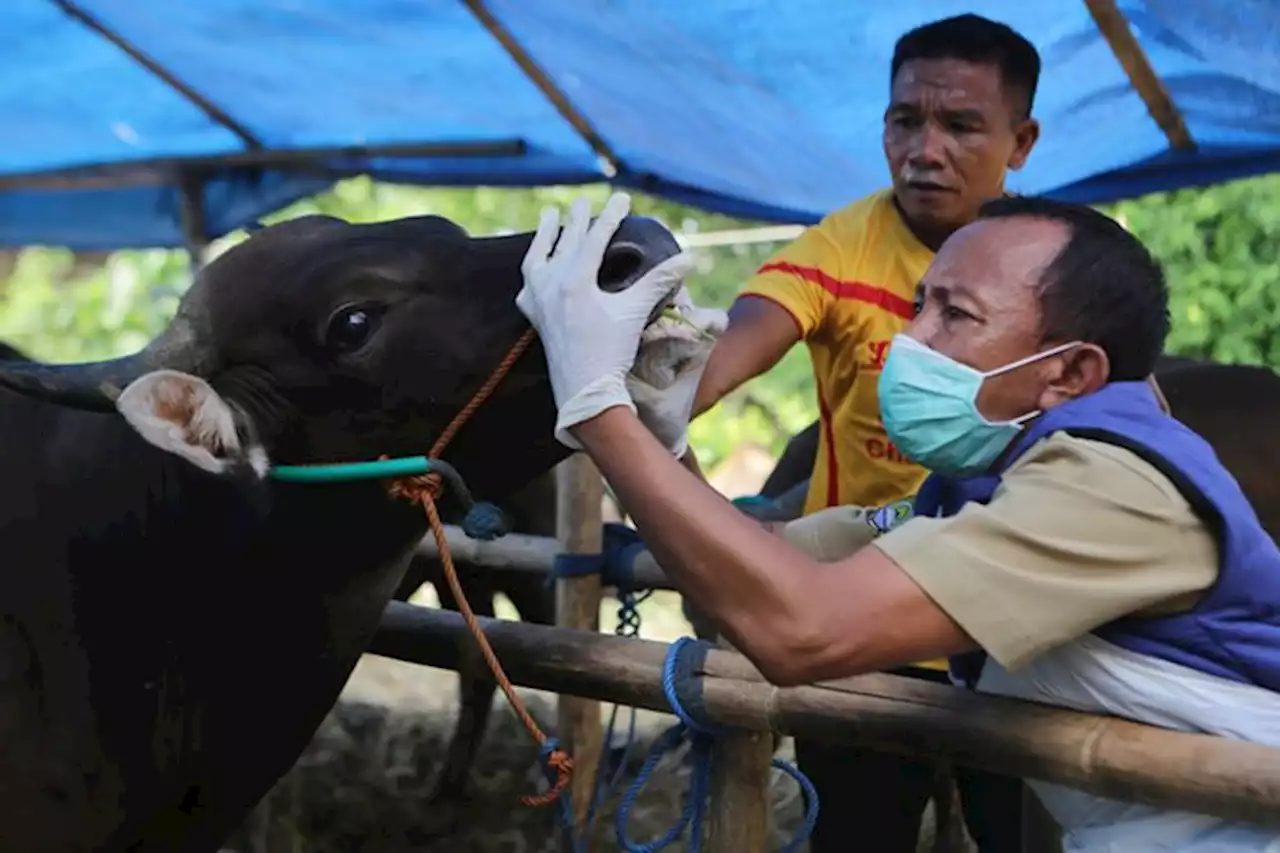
[
  {"xmin": 550, "ymin": 525, "xmax": 819, "ymax": 852},
  {"xmin": 615, "ymin": 637, "xmax": 820, "ymax": 853}
]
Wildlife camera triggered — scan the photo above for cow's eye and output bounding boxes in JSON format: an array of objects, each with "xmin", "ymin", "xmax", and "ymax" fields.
[{"xmin": 324, "ymin": 304, "xmax": 381, "ymax": 353}]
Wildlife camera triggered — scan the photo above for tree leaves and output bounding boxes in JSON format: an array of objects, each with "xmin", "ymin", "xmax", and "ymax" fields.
[{"xmin": 1113, "ymin": 174, "xmax": 1280, "ymax": 366}]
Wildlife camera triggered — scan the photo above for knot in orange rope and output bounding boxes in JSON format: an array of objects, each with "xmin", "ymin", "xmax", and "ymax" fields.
[
  {"xmin": 522, "ymin": 744, "xmax": 575, "ymax": 806},
  {"xmin": 381, "ymin": 456, "xmax": 444, "ymax": 504}
]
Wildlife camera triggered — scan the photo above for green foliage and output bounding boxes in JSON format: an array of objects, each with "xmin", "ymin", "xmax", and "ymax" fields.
[
  {"xmin": 682, "ymin": 241, "xmax": 818, "ymax": 465},
  {"xmin": 0, "ymin": 246, "xmax": 187, "ymax": 361},
  {"xmin": 0, "ymin": 174, "xmax": 1276, "ymax": 472},
  {"xmin": 1107, "ymin": 174, "xmax": 1280, "ymax": 367},
  {"xmin": 249, "ymin": 176, "xmax": 752, "ymax": 238}
]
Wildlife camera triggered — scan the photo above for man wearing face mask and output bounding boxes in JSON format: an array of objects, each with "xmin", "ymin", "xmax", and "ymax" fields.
[
  {"xmin": 516, "ymin": 191, "xmax": 1280, "ymax": 853},
  {"xmin": 678, "ymin": 14, "xmax": 1042, "ymax": 850}
]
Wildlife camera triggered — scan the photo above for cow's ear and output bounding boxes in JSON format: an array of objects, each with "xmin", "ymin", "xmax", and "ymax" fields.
[{"xmin": 116, "ymin": 369, "xmax": 270, "ymax": 479}]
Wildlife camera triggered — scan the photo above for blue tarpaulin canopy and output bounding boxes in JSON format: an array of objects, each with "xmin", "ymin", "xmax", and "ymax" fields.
[{"xmin": 1, "ymin": 0, "xmax": 1277, "ymax": 250}]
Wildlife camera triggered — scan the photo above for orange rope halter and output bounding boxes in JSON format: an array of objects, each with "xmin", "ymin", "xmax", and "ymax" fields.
[{"xmin": 384, "ymin": 327, "xmax": 574, "ymax": 807}]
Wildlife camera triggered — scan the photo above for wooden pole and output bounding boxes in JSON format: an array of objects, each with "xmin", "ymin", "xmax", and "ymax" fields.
[
  {"xmin": 706, "ymin": 636, "xmax": 773, "ymax": 853},
  {"xmin": 461, "ymin": 0, "xmax": 622, "ymax": 175},
  {"xmin": 1083, "ymin": 0, "xmax": 1195, "ymax": 150},
  {"xmin": 177, "ymin": 174, "xmax": 210, "ymax": 275},
  {"xmin": 370, "ymin": 603, "xmax": 1280, "ymax": 827},
  {"xmin": 554, "ymin": 455, "xmax": 606, "ymax": 850}
]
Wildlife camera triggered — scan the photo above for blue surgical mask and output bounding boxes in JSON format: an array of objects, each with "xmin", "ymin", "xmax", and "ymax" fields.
[{"xmin": 877, "ymin": 334, "xmax": 1081, "ymax": 477}]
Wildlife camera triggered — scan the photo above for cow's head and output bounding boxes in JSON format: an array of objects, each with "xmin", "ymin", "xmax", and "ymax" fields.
[{"xmin": 0, "ymin": 211, "xmax": 687, "ymax": 499}]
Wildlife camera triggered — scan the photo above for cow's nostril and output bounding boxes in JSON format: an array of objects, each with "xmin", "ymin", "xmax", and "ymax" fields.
[
  {"xmin": 597, "ymin": 245, "xmax": 645, "ymax": 293},
  {"xmin": 594, "ymin": 215, "xmax": 682, "ymax": 319}
]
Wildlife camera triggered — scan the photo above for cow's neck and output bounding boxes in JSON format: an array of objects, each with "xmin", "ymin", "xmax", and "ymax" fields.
[{"xmin": 56, "ymin": 426, "xmax": 432, "ymax": 850}]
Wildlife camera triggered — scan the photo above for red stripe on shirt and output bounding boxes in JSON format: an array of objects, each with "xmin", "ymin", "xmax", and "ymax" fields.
[{"xmin": 758, "ymin": 262, "xmax": 915, "ymax": 321}]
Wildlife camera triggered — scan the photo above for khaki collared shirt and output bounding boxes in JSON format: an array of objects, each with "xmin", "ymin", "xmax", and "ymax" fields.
[{"xmin": 782, "ymin": 377, "xmax": 1218, "ymax": 672}]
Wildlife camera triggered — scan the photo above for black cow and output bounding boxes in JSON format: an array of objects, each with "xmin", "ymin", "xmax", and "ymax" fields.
[
  {"xmin": 0, "ymin": 315, "xmax": 525, "ymax": 839},
  {"xmin": 0, "ymin": 340, "xmax": 29, "ymax": 362},
  {"xmin": 0, "ymin": 211, "xmax": 685, "ymax": 852},
  {"xmin": 1147, "ymin": 357, "xmax": 1280, "ymax": 539}
]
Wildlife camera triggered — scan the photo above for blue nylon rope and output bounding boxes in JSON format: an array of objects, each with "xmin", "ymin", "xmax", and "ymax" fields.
[
  {"xmin": 549, "ymin": 523, "xmax": 653, "ymax": 845},
  {"xmin": 615, "ymin": 637, "xmax": 820, "ymax": 853},
  {"xmin": 549, "ymin": 525, "xmax": 819, "ymax": 852}
]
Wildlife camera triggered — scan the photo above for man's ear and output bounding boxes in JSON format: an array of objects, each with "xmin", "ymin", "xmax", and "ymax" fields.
[
  {"xmin": 1040, "ymin": 344, "xmax": 1109, "ymax": 409},
  {"xmin": 116, "ymin": 369, "xmax": 270, "ymax": 478},
  {"xmin": 1008, "ymin": 117, "xmax": 1040, "ymax": 171}
]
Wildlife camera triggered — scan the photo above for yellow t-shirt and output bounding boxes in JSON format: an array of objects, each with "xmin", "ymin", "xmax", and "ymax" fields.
[
  {"xmin": 740, "ymin": 188, "xmax": 934, "ymax": 515},
  {"xmin": 739, "ymin": 188, "xmax": 941, "ymax": 670}
]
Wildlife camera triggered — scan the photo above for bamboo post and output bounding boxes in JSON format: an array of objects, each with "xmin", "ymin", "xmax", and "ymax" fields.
[
  {"xmin": 706, "ymin": 636, "xmax": 773, "ymax": 853},
  {"xmin": 554, "ymin": 454, "xmax": 606, "ymax": 850}
]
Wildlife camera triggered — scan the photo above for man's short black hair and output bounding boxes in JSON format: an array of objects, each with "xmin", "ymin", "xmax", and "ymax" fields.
[
  {"xmin": 891, "ymin": 14, "xmax": 1041, "ymax": 120},
  {"xmin": 977, "ymin": 196, "xmax": 1171, "ymax": 382}
]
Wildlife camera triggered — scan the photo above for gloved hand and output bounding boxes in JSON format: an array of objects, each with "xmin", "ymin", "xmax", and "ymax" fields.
[
  {"xmin": 516, "ymin": 193, "xmax": 695, "ymax": 449},
  {"xmin": 780, "ymin": 505, "xmax": 879, "ymax": 561},
  {"xmin": 780, "ymin": 497, "xmax": 916, "ymax": 560},
  {"xmin": 626, "ymin": 284, "xmax": 728, "ymax": 457}
]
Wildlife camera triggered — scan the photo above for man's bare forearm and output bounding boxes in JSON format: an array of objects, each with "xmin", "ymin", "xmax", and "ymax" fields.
[
  {"xmin": 572, "ymin": 406, "xmax": 975, "ymax": 685},
  {"xmin": 575, "ymin": 407, "xmax": 826, "ymax": 679},
  {"xmin": 691, "ymin": 296, "xmax": 801, "ymax": 419}
]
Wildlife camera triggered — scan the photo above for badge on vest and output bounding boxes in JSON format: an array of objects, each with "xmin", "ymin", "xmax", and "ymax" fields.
[{"xmin": 867, "ymin": 497, "xmax": 915, "ymax": 535}]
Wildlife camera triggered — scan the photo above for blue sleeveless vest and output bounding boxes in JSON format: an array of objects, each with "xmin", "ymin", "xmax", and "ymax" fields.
[{"xmin": 914, "ymin": 380, "xmax": 1280, "ymax": 693}]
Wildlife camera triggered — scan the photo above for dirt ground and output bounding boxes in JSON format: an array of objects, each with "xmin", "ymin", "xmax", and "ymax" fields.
[{"xmin": 222, "ymin": 590, "xmax": 961, "ymax": 852}]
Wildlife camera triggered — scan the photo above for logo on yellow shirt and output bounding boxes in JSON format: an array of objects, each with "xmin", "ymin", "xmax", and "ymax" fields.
[{"xmin": 858, "ymin": 339, "xmax": 893, "ymax": 372}]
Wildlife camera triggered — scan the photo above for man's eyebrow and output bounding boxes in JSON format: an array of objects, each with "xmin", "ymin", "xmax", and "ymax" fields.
[
  {"xmin": 925, "ymin": 279, "xmax": 983, "ymax": 307},
  {"xmin": 941, "ymin": 107, "xmax": 987, "ymax": 124},
  {"xmin": 948, "ymin": 282, "xmax": 988, "ymax": 312}
]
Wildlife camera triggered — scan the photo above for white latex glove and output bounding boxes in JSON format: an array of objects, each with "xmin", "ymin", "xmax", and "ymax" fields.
[
  {"xmin": 516, "ymin": 193, "xmax": 696, "ymax": 449},
  {"xmin": 625, "ymin": 285, "xmax": 728, "ymax": 457}
]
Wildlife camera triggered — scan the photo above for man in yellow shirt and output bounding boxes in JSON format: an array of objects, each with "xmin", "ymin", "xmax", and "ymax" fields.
[{"xmin": 685, "ymin": 13, "xmax": 1043, "ymax": 853}]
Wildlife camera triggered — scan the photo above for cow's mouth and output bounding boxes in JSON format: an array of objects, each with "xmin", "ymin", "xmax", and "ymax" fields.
[{"xmin": 631, "ymin": 307, "xmax": 719, "ymax": 391}]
